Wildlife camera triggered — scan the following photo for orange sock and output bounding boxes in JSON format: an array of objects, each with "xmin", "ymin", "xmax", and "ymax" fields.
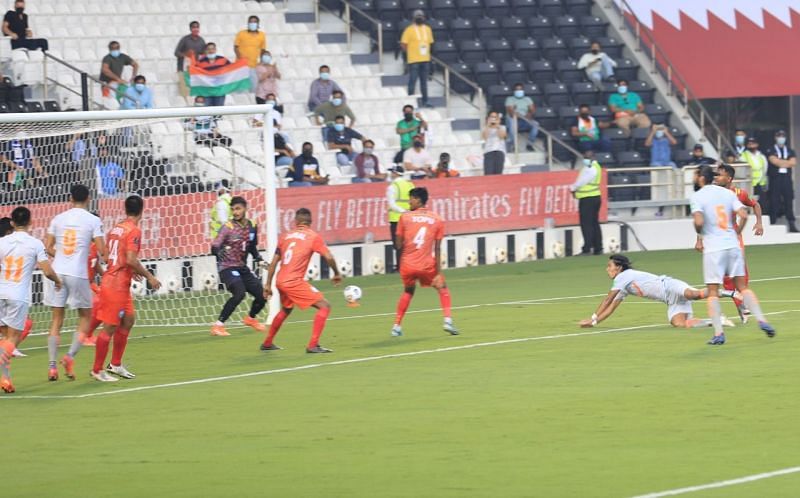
[
  {"xmin": 19, "ymin": 317, "xmax": 33, "ymax": 344},
  {"xmin": 111, "ymin": 328, "xmax": 130, "ymax": 366},
  {"xmin": 263, "ymin": 310, "xmax": 288, "ymax": 347},
  {"xmin": 438, "ymin": 288, "xmax": 452, "ymax": 318},
  {"xmin": 93, "ymin": 331, "xmax": 111, "ymax": 373},
  {"xmin": 308, "ymin": 307, "xmax": 330, "ymax": 349},
  {"xmin": 395, "ymin": 292, "xmax": 413, "ymax": 325}
]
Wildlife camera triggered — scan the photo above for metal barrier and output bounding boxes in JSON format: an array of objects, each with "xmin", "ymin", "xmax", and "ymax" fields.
[{"xmin": 43, "ymin": 52, "xmax": 140, "ymax": 111}]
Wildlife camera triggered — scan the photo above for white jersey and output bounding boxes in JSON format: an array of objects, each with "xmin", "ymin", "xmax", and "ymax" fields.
[
  {"xmin": 612, "ymin": 269, "xmax": 668, "ymax": 303},
  {"xmin": 47, "ymin": 207, "xmax": 104, "ymax": 278},
  {"xmin": 0, "ymin": 231, "xmax": 48, "ymax": 304},
  {"xmin": 690, "ymin": 184, "xmax": 743, "ymax": 253}
]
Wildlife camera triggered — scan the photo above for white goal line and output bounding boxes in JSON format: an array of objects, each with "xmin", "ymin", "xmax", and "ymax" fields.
[{"xmin": 629, "ymin": 466, "xmax": 800, "ymax": 497}]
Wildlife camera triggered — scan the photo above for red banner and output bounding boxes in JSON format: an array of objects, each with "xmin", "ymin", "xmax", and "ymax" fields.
[{"xmin": 22, "ymin": 171, "xmax": 606, "ymax": 258}]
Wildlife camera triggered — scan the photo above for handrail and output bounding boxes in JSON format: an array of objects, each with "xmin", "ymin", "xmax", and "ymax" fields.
[
  {"xmin": 44, "ymin": 51, "xmax": 140, "ymax": 110},
  {"xmin": 610, "ymin": 0, "xmax": 733, "ymax": 157}
]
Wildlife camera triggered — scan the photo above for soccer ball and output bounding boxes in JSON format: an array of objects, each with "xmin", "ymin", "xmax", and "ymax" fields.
[
  {"xmin": 552, "ymin": 241, "xmax": 565, "ymax": 258},
  {"xmin": 607, "ymin": 237, "xmax": 621, "ymax": 254},
  {"xmin": 523, "ymin": 243, "xmax": 537, "ymax": 261},
  {"xmin": 166, "ymin": 275, "xmax": 181, "ymax": 293},
  {"xmin": 339, "ymin": 259, "xmax": 353, "ymax": 277},
  {"xmin": 306, "ymin": 264, "xmax": 320, "ymax": 281},
  {"xmin": 494, "ymin": 247, "xmax": 507, "ymax": 264},
  {"xmin": 130, "ymin": 279, "xmax": 146, "ymax": 296},
  {"xmin": 370, "ymin": 257, "xmax": 385, "ymax": 274},
  {"xmin": 202, "ymin": 272, "xmax": 218, "ymax": 291},
  {"xmin": 343, "ymin": 285, "xmax": 362, "ymax": 305},
  {"xmin": 464, "ymin": 249, "xmax": 478, "ymax": 267}
]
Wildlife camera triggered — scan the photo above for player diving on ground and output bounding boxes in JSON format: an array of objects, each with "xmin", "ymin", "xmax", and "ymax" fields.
[{"xmin": 578, "ymin": 255, "xmax": 737, "ymax": 329}]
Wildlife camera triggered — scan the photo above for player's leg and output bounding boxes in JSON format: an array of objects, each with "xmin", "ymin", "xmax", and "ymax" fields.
[
  {"xmin": 261, "ymin": 305, "xmax": 292, "ymax": 351},
  {"xmin": 107, "ymin": 305, "xmax": 136, "ymax": 379},
  {"xmin": 47, "ymin": 307, "xmax": 65, "ymax": 381},
  {"xmin": 702, "ymin": 250, "xmax": 726, "ymax": 345},
  {"xmin": 10, "ymin": 316, "xmax": 33, "ymax": 358},
  {"xmin": 392, "ymin": 273, "xmax": 417, "ymax": 336},
  {"xmin": 307, "ymin": 298, "xmax": 333, "ymax": 353},
  {"xmin": 241, "ymin": 269, "xmax": 267, "ymax": 332},
  {"xmin": 431, "ymin": 274, "xmax": 458, "ymax": 335},
  {"xmin": 1, "ymin": 300, "xmax": 31, "ymax": 392},
  {"xmin": 212, "ymin": 269, "xmax": 245, "ymax": 336},
  {"xmin": 84, "ymin": 294, "xmax": 103, "ymax": 346},
  {"xmin": 735, "ymin": 276, "xmax": 774, "ymax": 337},
  {"xmin": 91, "ymin": 293, "xmax": 123, "ymax": 381}
]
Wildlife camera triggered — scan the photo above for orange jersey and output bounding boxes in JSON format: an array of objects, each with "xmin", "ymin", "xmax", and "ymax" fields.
[
  {"xmin": 276, "ymin": 225, "xmax": 328, "ymax": 284},
  {"xmin": 101, "ymin": 219, "xmax": 141, "ymax": 292},
  {"xmin": 397, "ymin": 207, "xmax": 444, "ymax": 272}
]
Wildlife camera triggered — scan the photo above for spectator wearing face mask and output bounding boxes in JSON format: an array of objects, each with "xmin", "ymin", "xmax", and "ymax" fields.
[
  {"xmin": 688, "ymin": 144, "xmax": 716, "ymax": 166},
  {"xmin": 767, "ymin": 130, "xmax": 797, "ymax": 232},
  {"xmin": 195, "ymin": 43, "xmax": 231, "ymax": 107},
  {"xmin": 644, "ymin": 124, "xmax": 677, "ymax": 167},
  {"xmin": 188, "ymin": 96, "xmax": 233, "ymax": 148},
  {"xmin": 353, "ymin": 140, "xmax": 386, "ymax": 183},
  {"xmin": 577, "ymin": 41, "xmax": 616, "ymax": 91},
  {"xmin": 3, "ymin": 0, "xmax": 47, "ymax": 51},
  {"xmin": 482, "ymin": 111, "xmax": 507, "ymax": 175},
  {"xmin": 402, "ymin": 134, "xmax": 433, "ymax": 180},
  {"xmin": 569, "ymin": 150, "xmax": 604, "ymax": 256},
  {"xmin": 400, "ymin": 10, "xmax": 434, "ymax": 108},
  {"xmin": 175, "ymin": 21, "xmax": 205, "ymax": 99},
  {"xmin": 505, "ymin": 83, "xmax": 538, "ymax": 152},
  {"xmin": 251, "ymin": 92, "xmax": 284, "ymax": 130},
  {"xmin": 433, "ymin": 153, "xmax": 459, "ymax": 178},
  {"xmin": 234, "ymin": 15, "xmax": 267, "ymax": 90},
  {"xmin": 99, "ymin": 41, "xmax": 138, "ymax": 97},
  {"xmin": 740, "ymin": 136, "xmax": 768, "ymax": 205},
  {"xmin": 255, "ymin": 50, "xmax": 280, "ymax": 103},
  {"xmin": 307, "ymin": 65, "xmax": 344, "ymax": 112},
  {"xmin": 571, "ymin": 104, "xmax": 612, "ymax": 153},
  {"xmin": 395, "ymin": 105, "xmax": 427, "ymax": 163},
  {"xmin": 274, "ymin": 131, "xmax": 295, "ymax": 167},
  {"xmin": 327, "ymin": 116, "xmax": 364, "ymax": 166},
  {"xmin": 289, "ymin": 143, "xmax": 329, "ymax": 186},
  {"xmin": 732, "ymin": 129, "xmax": 747, "ymax": 159},
  {"xmin": 314, "ymin": 90, "xmax": 355, "ymax": 141},
  {"xmin": 120, "ymin": 75, "xmax": 153, "ymax": 110},
  {"xmin": 608, "ymin": 79, "xmax": 650, "ymax": 137}
]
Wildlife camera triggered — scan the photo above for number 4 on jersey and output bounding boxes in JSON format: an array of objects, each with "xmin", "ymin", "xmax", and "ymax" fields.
[{"xmin": 413, "ymin": 226, "xmax": 427, "ymax": 249}]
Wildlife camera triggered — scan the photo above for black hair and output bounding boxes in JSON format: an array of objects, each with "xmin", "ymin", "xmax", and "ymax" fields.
[
  {"xmin": 70, "ymin": 184, "xmax": 90, "ymax": 203},
  {"xmin": 363, "ymin": 139, "xmax": 374, "ymax": 147},
  {"xmin": 296, "ymin": 207, "xmax": 311, "ymax": 217},
  {"xmin": 205, "ymin": 42, "xmax": 216, "ymax": 49},
  {"xmin": 334, "ymin": 115, "xmax": 345, "ymax": 122},
  {"xmin": 230, "ymin": 196, "xmax": 247, "ymax": 207},
  {"xmin": 403, "ymin": 104, "xmax": 414, "ymax": 112},
  {"xmin": 302, "ymin": 142, "xmax": 313, "ymax": 150},
  {"xmin": 409, "ymin": 187, "xmax": 429, "ymax": 206},
  {"xmin": 696, "ymin": 165, "xmax": 716, "ymax": 185},
  {"xmin": 248, "ymin": 15, "xmax": 260, "ymax": 23},
  {"xmin": 189, "ymin": 21, "xmax": 199, "ymax": 28},
  {"xmin": 133, "ymin": 75, "xmax": 146, "ymax": 84},
  {"xmin": 0, "ymin": 217, "xmax": 12, "ymax": 236},
  {"xmin": 718, "ymin": 163, "xmax": 736, "ymax": 179},
  {"xmin": 125, "ymin": 195, "xmax": 144, "ymax": 217},
  {"xmin": 513, "ymin": 82, "xmax": 524, "ymax": 89},
  {"xmin": 579, "ymin": 103, "xmax": 590, "ymax": 109},
  {"xmin": 617, "ymin": 79, "xmax": 629, "ymax": 86},
  {"xmin": 332, "ymin": 90, "xmax": 343, "ymax": 96},
  {"xmin": 609, "ymin": 254, "xmax": 632, "ymax": 271},
  {"xmin": 295, "ymin": 207, "xmax": 312, "ymax": 225},
  {"xmin": 108, "ymin": 40, "xmax": 120, "ymax": 49},
  {"xmin": 319, "ymin": 65, "xmax": 330, "ymax": 72},
  {"xmin": 11, "ymin": 206, "xmax": 31, "ymax": 228}
]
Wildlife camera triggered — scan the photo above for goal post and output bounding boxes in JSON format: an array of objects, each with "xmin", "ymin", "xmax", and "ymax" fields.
[{"xmin": 0, "ymin": 104, "xmax": 281, "ymax": 331}]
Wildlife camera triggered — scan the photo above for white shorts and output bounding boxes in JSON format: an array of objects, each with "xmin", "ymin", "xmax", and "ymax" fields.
[
  {"xmin": 663, "ymin": 277, "xmax": 693, "ymax": 321},
  {"xmin": 0, "ymin": 299, "xmax": 29, "ymax": 331},
  {"xmin": 43, "ymin": 274, "xmax": 93, "ymax": 309},
  {"xmin": 703, "ymin": 247, "xmax": 746, "ymax": 285}
]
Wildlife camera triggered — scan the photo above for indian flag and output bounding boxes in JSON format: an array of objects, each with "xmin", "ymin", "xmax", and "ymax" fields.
[{"xmin": 185, "ymin": 59, "xmax": 251, "ymax": 97}]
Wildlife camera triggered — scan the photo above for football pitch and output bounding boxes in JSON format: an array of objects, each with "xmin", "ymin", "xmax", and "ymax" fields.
[{"xmin": 4, "ymin": 244, "xmax": 800, "ymax": 498}]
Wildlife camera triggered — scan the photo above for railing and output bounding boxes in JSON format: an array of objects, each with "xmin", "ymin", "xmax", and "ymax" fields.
[
  {"xmin": 43, "ymin": 52, "xmax": 140, "ymax": 111},
  {"xmin": 609, "ymin": 0, "xmax": 733, "ymax": 157},
  {"xmin": 510, "ymin": 115, "xmax": 583, "ymax": 167}
]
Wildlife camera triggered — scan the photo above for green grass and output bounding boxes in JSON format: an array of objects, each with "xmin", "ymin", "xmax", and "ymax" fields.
[{"xmin": 5, "ymin": 245, "xmax": 800, "ymax": 498}]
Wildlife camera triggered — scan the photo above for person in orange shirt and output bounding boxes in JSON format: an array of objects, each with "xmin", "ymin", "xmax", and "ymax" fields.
[
  {"xmin": 261, "ymin": 208, "xmax": 343, "ymax": 353},
  {"xmin": 82, "ymin": 238, "xmax": 104, "ymax": 347},
  {"xmin": 392, "ymin": 187, "xmax": 458, "ymax": 336},
  {"xmin": 91, "ymin": 196, "xmax": 161, "ymax": 382},
  {"xmin": 433, "ymin": 152, "xmax": 460, "ymax": 178}
]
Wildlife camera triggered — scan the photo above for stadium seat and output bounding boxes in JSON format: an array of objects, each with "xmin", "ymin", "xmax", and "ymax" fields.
[
  {"xmin": 558, "ymin": 105, "xmax": 579, "ymax": 128},
  {"xmin": 528, "ymin": 60, "xmax": 556, "ymax": 85},
  {"xmin": 475, "ymin": 18, "xmax": 502, "ymax": 42},
  {"xmin": 449, "ymin": 62, "xmax": 474, "ymax": 95},
  {"xmin": 541, "ymin": 37, "xmax": 569, "ymax": 60},
  {"xmin": 501, "ymin": 61, "xmax": 529, "ymax": 85},
  {"xmin": 402, "ymin": 0, "xmax": 426, "ymax": 16},
  {"xmin": 603, "ymin": 128, "xmax": 629, "ymax": 153},
  {"xmin": 567, "ymin": 37, "xmax": 592, "ymax": 59},
  {"xmin": 565, "ymin": 0, "xmax": 593, "ymax": 17},
  {"xmin": 376, "ymin": 20, "xmax": 400, "ymax": 53},
  {"xmin": 449, "ymin": 18, "xmax": 475, "ymax": 43},
  {"xmin": 645, "ymin": 103, "xmax": 670, "ymax": 125},
  {"xmin": 538, "ymin": 0, "xmax": 565, "ymax": 17},
  {"xmin": 377, "ymin": 0, "xmax": 403, "ymax": 20},
  {"xmin": 457, "ymin": 0, "xmax": 485, "ymax": 20},
  {"xmin": 555, "ymin": 59, "xmax": 583, "ymax": 84},
  {"xmin": 352, "ymin": 0, "xmax": 377, "ymax": 32},
  {"xmin": 580, "ymin": 16, "xmax": 608, "ymax": 39},
  {"xmin": 25, "ymin": 101, "xmax": 43, "ymax": 113},
  {"xmin": 511, "ymin": 0, "xmax": 537, "ymax": 18},
  {"xmin": 501, "ymin": 16, "xmax": 529, "ymax": 42},
  {"xmin": 433, "ymin": 40, "xmax": 459, "ymax": 64},
  {"xmin": 631, "ymin": 127, "xmax": 651, "ymax": 152},
  {"xmin": 668, "ymin": 126, "xmax": 687, "ymax": 149},
  {"xmin": 486, "ymin": 39, "xmax": 514, "ymax": 64},
  {"xmin": 513, "ymin": 38, "xmax": 540, "ymax": 61},
  {"xmin": 488, "ymin": 83, "xmax": 513, "ymax": 112},
  {"xmin": 473, "ymin": 62, "xmax": 501, "ymax": 89},
  {"xmin": 544, "ymin": 83, "xmax": 571, "ymax": 108},
  {"xmin": 608, "ymin": 172, "xmax": 635, "ymax": 201},
  {"xmin": 554, "ymin": 16, "xmax": 581, "ymax": 39},
  {"xmin": 595, "ymin": 36, "xmax": 624, "ymax": 58},
  {"xmin": 571, "ymin": 81, "xmax": 598, "ymax": 105},
  {"xmin": 535, "ymin": 106, "xmax": 559, "ymax": 130},
  {"xmin": 526, "ymin": 16, "xmax": 554, "ymax": 41},
  {"xmin": 613, "ymin": 58, "xmax": 639, "ymax": 82},
  {"xmin": 431, "ymin": 0, "xmax": 458, "ymax": 20},
  {"xmin": 459, "ymin": 39, "xmax": 486, "ymax": 64},
  {"xmin": 550, "ymin": 129, "xmax": 575, "ymax": 161},
  {"xmin": 485, "ymin": 0, "xmax": 512, "ymax": 19},
  {"xmin": 589, "ymin": 104, "xmax": 611, "ymax": 121},
  {"xmin": 8, "ymin": 101, "xmax": 26, "ymax": 113},
  {"xmin": 629, "ymin": 80, "xmax": 655, "ymax": 103},
  {"xmin": 618, "ymin": 150, "xmax": 645, "ymax": 167},
  {"xmin": 0, "ymin": 102, "xmax": 11, "ymax": 113},
  {"xmin": 674, "ymin": 149, "xmax": 693, "ymax": 166},
  {"xmin": 521, "ymin": 82, "xmax": 544, "ymax": 101}
]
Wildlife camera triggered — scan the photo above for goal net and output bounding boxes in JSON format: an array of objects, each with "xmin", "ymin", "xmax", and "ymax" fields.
[{"xmin": 0, "ymin": 105, "xmax": 277, "ymax": 332}]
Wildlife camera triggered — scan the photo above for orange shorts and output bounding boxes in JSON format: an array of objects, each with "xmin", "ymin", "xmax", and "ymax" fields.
[
  {"xmin": 400, "ymin": 267, "xmax": 441, "ymax": 288},
  {"xmin": 277, "ymin": 279, "xmax": 323, "ymax": 310},
  {"xmin": 96, "ymin": 287, "xmax": 134, "ymax": 326}
]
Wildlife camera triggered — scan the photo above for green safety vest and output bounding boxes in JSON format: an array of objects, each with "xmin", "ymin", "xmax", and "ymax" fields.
[
  {"xmin": 741, "ymin": 150, "xmax": 767, "ymax": 187},
  {"xmin": 209, "ymin": 194, "xmax": 232, "ymax": 239},
  {"xmin": 575, "ymin": 161, "xmax": 602, "ymax": 199},
  {"xmin": 388, "ymin": 178, "xmax": 415, "ymax": 222}
]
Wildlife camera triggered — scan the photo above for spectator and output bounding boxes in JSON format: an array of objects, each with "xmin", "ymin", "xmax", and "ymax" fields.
[
  {"xmin": 395, "ymin": 105, "xmax": 427, "ymax": 163},
  {"xmin": 504, "ymin": 83, "xmax": 538, "ymax": 151},
  {"xmin": 688, "ymin": 144, "xmax": 716, "ymax": 165},
  {"xmin": 353, "ymin": 139, "xmax": 386, "ymax": 183},
  {"xmin": 733, "ymin": 128, "xmax": 747, "ymax": 159},
  {"xmin": 314, "ymin": 90, "xmax": 356, "ymax": 141},
  {"xmin": 255, "ymin": 50, "xmax": 280, "ymax": 103},
  {"xmin": 327, "ymin": 116, "xmax": 364, "ymax": 166},
  {"xmin": 120, "ymin": 75, "xmax": 154, "ymax": 110},
  {"xmin": 251, "ymin": 92, "xmax": 284, "ymax": 129},
  {"xmin": 433, "ymin": 153, "xmax": 460, "ymax": 178},
  {"xmin": 307, "ymin": 65, "xmax": 344, "ymax": 112},
  {"xmin": 402, "ymin": 134, "xmax": 433, "ymax": 180},
  {"xmin": 741, "ymin": 136, "xmax": 768, "ymax": 204},
  {"xmin": 289, "ymin": 143, "xmax": 329, "ymax": 186},
  {"xmin": 2, "ymin": 0, "xmax": 47, "ymax": 51},
  {"xmin": 195, "ymin": 43, "xmax": 232, "ymax": 107},
  {"xmin": 274, "ymin": 131, "xmax": 295, "ymax": 167},
  {"xmin": 482, "ymin": 110, "xmax": 507, "ymax": 175},
  {"xmin": 644, "ymin": 124, "xmax": 677, "ymax": 167},
  {"xmin": 608, "ymin": 79, "xmax": 651, "ymax": 137},
  {"xmin": 1, "ymin": 134, "xmax": 44, "ymax": 189},
  {"xmin": 96, "ymin": 147, "xmax": 124, "ymax": 197},
  {"xmin": 174, "ymin": 21, "xmax": 205, "ymax": 72},
  {"xmin": 767, "ymin": 130, "xmax": 797, "ymax": 232},
  {"xmin": 723, "ymin": 150, "xmax": 737, "ymax": 164},
  {"xmin": 188, "ymin": 96, "xmax": 233, "ymax": 148},
  {"xmin": 569, "ymin": 150, "xmax": 603, "ymax": 256},
  {"xmin": 99, "ymin": 41, "xmax": 138, "ymax": 97},
  {"xmin": 577, "ymin": 41, "xmax": 616, "ymax": 90},
  {"xmin": 571, "ymin": 104, "xmax": 611, "ymax": 153},
  {"xmin": 234, "ymin": 15, "xmax": 267, "ymax": 89},
  {"xmin": 400, "ymin": 10, "xmax": 434, "ymax": 108},
  {"xmin": 209, "ymin": 180, "xmax": 232, "ymax": 240}
]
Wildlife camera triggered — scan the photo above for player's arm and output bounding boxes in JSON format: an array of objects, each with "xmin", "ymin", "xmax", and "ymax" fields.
[
  {"xmin": 263, "ymin": 251, "xmax": 281, "ymax": 300},
  {"xmin": 750, "ymin": 199, "xmax": 764, "ymax": 235},
  {"xmin": 210, "ymin": 225, "xmax": 228, "ymax": 257},
  {"xmin": 322, "ymin": 250, "xmax": 342, "ymax": 286},
  {"xmin": 93, "ymin": 236, "xmax": 107, "ymax": 262},
  {"xmin": 692, "ymin": 212, "xmax": 704, "ymax": 252},
  {"xmin": 734, "ymin": 206, "xmax": 748, "ymax": 234},
  {"xmin": 44, "ymin": 233, "xmax": 56, "ymax": 258},
  {"xmin": 247, "ymin": 224, "xmax": 264, "ymax": 265},
  {"xmin": 126, "ymin": 250, "xmax": 161, "ymax": 290},
  {"xmin": 579, "ymin": 290, "xmax": 621, "ymax": 327},
  {"xmin": 38, "ymin": 260, "xmax": 62, "ymax": 290}
]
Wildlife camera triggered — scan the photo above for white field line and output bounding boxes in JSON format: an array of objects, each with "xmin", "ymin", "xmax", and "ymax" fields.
[{"xmin": 630, "ymin": 466, "xmax": 800, "ymax": 497}]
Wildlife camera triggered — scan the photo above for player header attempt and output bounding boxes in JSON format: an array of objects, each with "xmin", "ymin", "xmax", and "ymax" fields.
[
  {"xmin": 91, "ymin": 196, "xmax": 161, "ymax": 382},
  {"xmin": 579, "ymin": 254, "xmax": 737, "ymax": 329},
  {"xmin": 691, "ymin": 165, "xmax": 775, "ymax": 345},
  {"xmin": 262, "ymin": 208, "xmax": 342, "ymax": 353},
  {"xmin": 0, "ymin": 207, "xmax": 62, "ymax": 393},
  {"xmin": 392, "ymin": 187, "xmax": 458, "ymax": 337},
  {"xmin": 210, "ymin": 196, "xmax": 267, "ymax": 337}
]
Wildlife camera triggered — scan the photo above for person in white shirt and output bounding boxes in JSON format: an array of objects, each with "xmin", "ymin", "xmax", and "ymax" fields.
[
  {"xmin": 43, "ymin": 184, "xmax": 107, "ymax": 381},
  {"xmin": 579, "ymin": 254, "xmax": 737, "ymax": 329},
  {"xmin": 577, "ymin": 41, "xmax": 617, "ymax": 90},
  {"xmin": 482, "ymin": 111, "xmax": 507, "ymax": 175},
  {"xmin": 691, "ymin": 165, "xmax": 775, "ymax": 345},
  {"xmin": 0, "ymin": 206, "xmax": 61, "ymax": 393},
  {"xmin": 402, "ymin": 134, "xmax": 433, "ymax": 180}
]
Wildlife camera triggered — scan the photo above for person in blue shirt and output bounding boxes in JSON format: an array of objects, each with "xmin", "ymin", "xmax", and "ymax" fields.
[
  {"xmin": 95, "ymin": 147, "xmax": 124, "ymax": 196},
  {"xmin": 120, "ymin": 75, "xmax": 154, "ymax": 110},
  {"xmin": 644, "ymin": 124, "xmax": 677, "ymax": 167},
  {"xmin": 326, "ymin": 115, "xmax": 364, "ymax": 166},
  {"xmin": 289, "ymin": 142, "xmax": 328, "ymax": 186},
  {"xmin": 0, "ymin": 136, "xmax": 44, "ymax": 189}
]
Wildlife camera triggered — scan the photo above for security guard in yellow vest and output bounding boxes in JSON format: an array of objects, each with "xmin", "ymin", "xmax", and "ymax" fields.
[
  {"xmin": 209, "ymin": 180, "xmax": 232, "ymax": 239},
  {"xmin": 740, "ymin": 136, "xmax": 768, "ymax": 209},
  {"xmin": 386, "ymin": 165, "xmax": 415, "ymax": 271},
  {"xmin": 570, "ymin": 151, "xmax": 604, "ymax": 255}
]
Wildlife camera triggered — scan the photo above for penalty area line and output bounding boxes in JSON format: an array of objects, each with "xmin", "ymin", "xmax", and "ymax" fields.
[{"xmin": 630, "ymin": 466, "xmax": 800, "ymax": 497}]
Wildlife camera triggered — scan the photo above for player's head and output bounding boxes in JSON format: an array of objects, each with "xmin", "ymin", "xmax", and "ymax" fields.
[
  {"xmin": 230, "ymin": 196, "xmax": 247, "ymax": 221},
  {"xmin": 715, "ymin": 163, "xmax": 736, "ymax": 188},
  {"xmin": 295, "ymin": 207, "xmax": 312, "ymax": 226},
  {"xmin": 124, "ymin": 195, "xmax": 144, "ymax": 219},
  {"xmin": 11, "ymin": 206, "xmax": 31, "ymax": 229},
  {"xmin": 409, "ymin": 187, "xmax": 429, "ymax": 210},
  {"xmin": 70, "ymin": 184, "xmax": 90, "ymax": 205},
  {"xmin": 693, "ymin": 165, "xmax": 716, "ymax": 191},
  {"xmin": 0, "ymin": 217, "xmax": 13, "ymax": 237},
  {"xmin": 607, "ymin": 254, "xmax": 632, "ymax": 278}
]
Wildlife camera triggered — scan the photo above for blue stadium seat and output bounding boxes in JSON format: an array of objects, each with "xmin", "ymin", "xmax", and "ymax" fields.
[
  {"xmin": 589, "ymin": 104, "xmax": 611, "ymax": 121},
  {"xmin": 571, "ymin": 81, "xmax": 598, "ymax": 105},
  {"xmin": 429, "ymin": 18, "xmax": 449, "ymax": 41},
  {"xmin": 542, "ymin": 37, "xmax": 569, "ymax": 60},
  {"xmin": 550, "ymin": 129, "xmax": 575, "ymax": 160},
  {"xmin": 668, "ymin": 126, "xmax": 687, "ymax": 149},
  {"xmin": 488, "ymin": 83, "xmax": 514, "ymax": 112},
  {"xmin": 377, "ymin": 0, "xmax": 403, "ymax": 20},
  {"xmin": 629, "ymin": 80, "xmax": 655, "ymax": 103},
  {"xmin": 600, "ymin": 81, "xmax": 619, "ymax": 103},
  {"xmin": 475, "ymin": 18, "xmax": 502, "ymax": 41},
  {"xmin": 538, "ymin": 0, "xmax": 565, "ymax": 17},
  {"xmin": 433, "ymin": 40, "xmax": 459, "ymax": 64},
  {"xmin": 474, "ymin": 62, "xmax": 502, "ymax": 89},
  {"xmin": 449, "ymin": 18, "xmax": 476, "ymax": 43},
  {"xmin": 567, "ymin": 37, "xmax": 592, "ymax": 59},
  {"xmin": 459, "ymin": 39, "xmax": 486, "ymax": 63},
  {"xmin": 377, "ymin": 20, "xmax": 400, "ymax": 53},
  {"xmin": 602, "ymin": 128, "xmax": 629, "ymax": 153},
  {"xmin": 402, "ymin": 0, "xmax": 428, "ymax": 16},
  {"xmin": 596, "ymin": 151, "xmax": 617, "ymax": 167},
  {"xmin": 544, "ymin": 83, "xmax": 571, "ymax": 107},
  {"xmin": 608, "ymin": 172, "xmax": 635, "ymax": 201},
  {"xmin": 595, "ymin": 36, "xmax": 624, "ymax": 58},
  {"xmin": 565, "ymin": 0, "xmax": 592, "ymax": 17},
  {"xmin": 449, "ymin": 62, "xmax": 474, "ymax": 94},
  {"xmin": 645, "ymin": 103, "xmax": 669, "ymax": 125},
  {"xmin": 511, "ymin": 0, "xmax": 538, "ymax": 19},
  {"xmin": 502, "ymin": 61, "xmax": 529, "ymax": 85},
  {"xmin": 555, "ymin": 59, "xmax": 583, "ymax": 84},
  {"xmin": 618, "ymin": 150, "xmax": 645, "ymax": 166},
  {"xmin": 580, "ymin": 16, "xmax": 608, "ymax": 39},
  {"xmin": 25, "ymin": 101, "xmax": 43, "ymax": 113},
  {"xmin": 528, "ymin": 60, "xmax": 556, "ymax": 85},
  {"xmin": 521, "ymin": 82, "xmax": 544, "ymax": 101},
  {"xmin": 352, "ymin": 0, "xmax": 377, "ymax": 32},
  {"xmin": 485, "ymin": 0, "xmax": 512, "ymax": 18},
  {"xmin": 631, "ymin": 127, "xmax": 650, "ymax": 153},
  {"xmin": 43, "ymin": 100, "xmax": 61, "ymax": 112},
  {"xmin": 613, "ymin": 58, "xmax": 639, "ymax": 82},
  {"xmin": 554, "ymin": 15, "xmax": 581, "ymax": 39},
  {"xmin": 513, "ymin": 38, "xmax": 541, "ymax": 61},
  {"xmin": 431, "ymin": 0, "xmax": 458, "ymax": 19},
  {"xmin": 486, "ymin": 39, "xmax": 515, "ymax": 64},
  {"xmin": 536, "ymin": 106, "xmax": 559, "ymax": 130},
  {"xmin": 456, "ymin": 0, "xmax": 484, "ymax": 20},
  {"xmin": 501, "ymin": 16, "xmax": 529, "ymax": 41},
  {"xmin": 526, "ymin": 15, "xmax": 555, "ymax": 41},
  {"xmin": 558, "ymin": 105, "xmax": 580, "ymax": 128},
  {"xmin": 674, "ymin": 149, "xmax": 693, "ymax": 166}
]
